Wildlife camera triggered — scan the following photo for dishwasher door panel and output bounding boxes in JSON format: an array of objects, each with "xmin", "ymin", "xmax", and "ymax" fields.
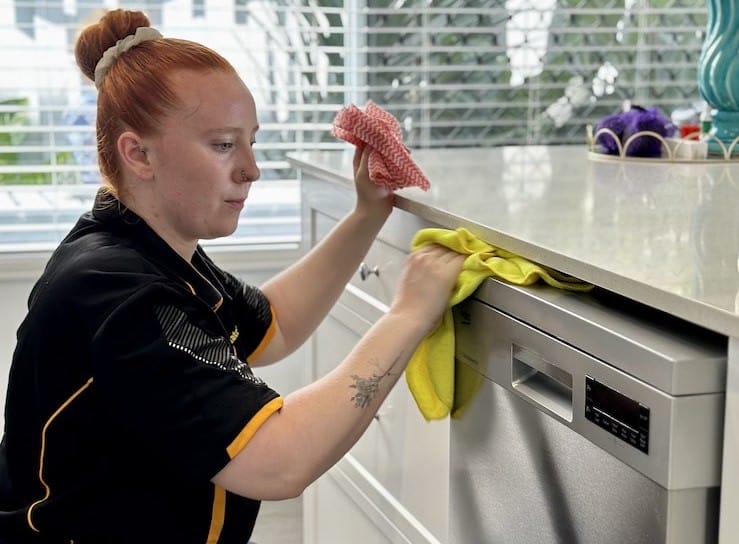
[
  {"xmin": 453, "ymin": 299, "xmax": 724, "ymax": 490},
  {"xmin": 450, "ymin": 291, "xmax": 722, "ymax": 544},
  {"xmin": 450, "ymin": 369, "xmax": 718, "ymax": 544}
]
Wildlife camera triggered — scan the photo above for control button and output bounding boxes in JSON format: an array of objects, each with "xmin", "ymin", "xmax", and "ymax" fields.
[
  {"xmin": 586, "ymin": 406, "xmax": 649, "ymax": 455},
  {"xmin": 639, "ymin": 406, "xmax": 650, "ymax": 430},
  {"xmin": 610, "ymin": 420, "xmax": 620, "ymax": 435}
]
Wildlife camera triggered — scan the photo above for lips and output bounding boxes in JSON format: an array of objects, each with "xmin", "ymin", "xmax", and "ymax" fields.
[{"xmin": 225, "ymin": 198, "xmax": 245, "ymax": 211}]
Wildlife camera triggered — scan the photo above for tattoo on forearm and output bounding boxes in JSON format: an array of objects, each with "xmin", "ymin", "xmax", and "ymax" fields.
[
  {"xmin": 349, "ymin": 357, "xmax": 400, "ymax": 408},
  {"xmin": 349, "ymin": 373, "xmax": 382, "ymax": 408}
]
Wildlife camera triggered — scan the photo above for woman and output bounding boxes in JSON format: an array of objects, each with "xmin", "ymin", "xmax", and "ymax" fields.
[{"xmin": 0, "ymin": 8, "xmax": 463, "ymax": 544}]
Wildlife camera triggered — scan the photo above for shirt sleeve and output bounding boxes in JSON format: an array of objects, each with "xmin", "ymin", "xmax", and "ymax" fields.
[
  {"xmin": 90, "ymin": 281, "xmax": 281, "ymax": 481},
  {"xmin": 195, "ymin": 248, "xmax": 276, "ymax": 362}
]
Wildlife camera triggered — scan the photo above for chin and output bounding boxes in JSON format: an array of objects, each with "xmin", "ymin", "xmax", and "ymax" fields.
[{"xmin": 203, "ymin": 226, "xmax": 239, "ymax": 241}]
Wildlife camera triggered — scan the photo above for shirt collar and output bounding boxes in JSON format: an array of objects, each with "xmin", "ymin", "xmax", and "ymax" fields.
[{"xmin": 90, "ymin": 189, "xmax": 224, "ymax": 310}]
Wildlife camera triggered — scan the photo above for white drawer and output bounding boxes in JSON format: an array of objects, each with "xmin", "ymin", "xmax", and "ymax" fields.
[
  {"xmin": 313, "ymin": 211, "xmax": 417, "ymax": 308},
  {"xmin": 351, "ymin": 236, "xmax": 407, "ymax": 307}
]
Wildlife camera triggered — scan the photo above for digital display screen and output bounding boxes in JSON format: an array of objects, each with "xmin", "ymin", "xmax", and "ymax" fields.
[{"xmin": 586, "ymin": 377, "xmax": 645, "ymax": 431}]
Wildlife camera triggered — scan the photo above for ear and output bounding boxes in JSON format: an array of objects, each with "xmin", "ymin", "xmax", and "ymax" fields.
[{"xmin": 117, "ymin": 131, "xmax": 153, "ymax": 180}]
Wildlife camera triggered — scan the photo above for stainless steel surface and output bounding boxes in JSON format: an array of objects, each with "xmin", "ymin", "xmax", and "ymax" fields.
[
  {"xmin": 450, "ymin": 278, "xmax": 726, "ymax": 543},
  {"xmin": 470, "ymin": 280, "xmax": 728, "ymax": 397},
  {"xmin": 450, "ymin": 376, "xmax": 718, "ymax": 544}
]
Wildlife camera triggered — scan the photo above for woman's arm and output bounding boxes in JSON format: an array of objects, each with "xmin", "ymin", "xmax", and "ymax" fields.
[
  {"xmin": 252, "ymin": 146, "xmax": 393, "ymax": 365},
  {"xmin": 212, "ymin": 244, "xmax": 464, "ymax": 499}
]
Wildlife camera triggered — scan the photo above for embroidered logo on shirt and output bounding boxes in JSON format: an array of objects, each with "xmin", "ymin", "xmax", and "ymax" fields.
[{"xmin": 154, "ymin": 304, "xmax": 263, "ymax": 384}]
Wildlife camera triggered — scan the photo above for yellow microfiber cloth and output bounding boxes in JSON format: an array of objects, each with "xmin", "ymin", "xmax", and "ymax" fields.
[{"xmin": 406, "ymin": 227, "xmax": 593, "ymax": 421}]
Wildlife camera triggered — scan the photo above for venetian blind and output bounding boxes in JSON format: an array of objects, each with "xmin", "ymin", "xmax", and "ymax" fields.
[{"xmin": 0, "ymin": 0, "xmax": 708, "ymax": 251}]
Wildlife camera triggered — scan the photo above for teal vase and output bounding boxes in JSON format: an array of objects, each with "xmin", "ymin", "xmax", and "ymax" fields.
[{"xmin": 697, "ymin": 0, "xmax": 739, "ymax": 155}]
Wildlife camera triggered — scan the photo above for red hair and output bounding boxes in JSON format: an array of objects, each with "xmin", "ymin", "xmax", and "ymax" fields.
[{"xmin": 74, "ymin": 9, "xmax": 235, "ymax": 194}]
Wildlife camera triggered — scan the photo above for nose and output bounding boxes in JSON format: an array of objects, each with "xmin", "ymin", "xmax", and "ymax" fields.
[{"xmin": 236, "ymin": 153, "xmax": 260, "ymax": 184}]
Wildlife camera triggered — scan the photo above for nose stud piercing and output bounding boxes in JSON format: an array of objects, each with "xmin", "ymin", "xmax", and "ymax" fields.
[{"xmin": 240, "ymin": 169, "xmax": 249, "ymax": 183}]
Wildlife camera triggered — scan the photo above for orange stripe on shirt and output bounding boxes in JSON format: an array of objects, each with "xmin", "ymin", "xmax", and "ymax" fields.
[
  {"xmin": 226, "ymin": 397, "xmax": 283, "ymax": 459},
  {"xmin": 206, "ymin": 486, "xmax": 227, "ymax": 544},
  {"xmin": 247, "ymin": 306, "xmax": 277, "ymax": 362},
  {"xmin": 27, "ymin": 377, "xmax": 94, "ymax": 532},
  {"xmin": 208, "ymin": 398, "xmax": 282, "ymax": 542}
]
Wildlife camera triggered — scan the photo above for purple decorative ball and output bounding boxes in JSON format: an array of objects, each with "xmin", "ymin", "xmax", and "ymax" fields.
[
  {"xmin": 594, "ymin": 106, "xmax": 676, "ymax": 158},
  {"xmin": 594, "ymin": 112, "xmax": 628, "ymax": 155},
  {"xmin": 621, "ymin": 107, "xmax": 676, "ymax": 157}
]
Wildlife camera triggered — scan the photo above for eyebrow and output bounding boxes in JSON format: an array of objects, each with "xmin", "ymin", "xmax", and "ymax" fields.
[{"xmin": 204, "ymin": 125, "xmax": 260, "ymax": 137}]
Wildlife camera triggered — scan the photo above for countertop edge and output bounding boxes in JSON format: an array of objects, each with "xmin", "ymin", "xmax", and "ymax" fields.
[{"xmin": 289, "ymin": 153, "xmax": 739, "ymax": 338}]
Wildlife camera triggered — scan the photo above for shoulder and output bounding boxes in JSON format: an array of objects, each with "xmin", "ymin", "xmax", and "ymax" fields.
[{"xmin": 29, "ymin": 227, "xmax": 183, "ymax": 323}]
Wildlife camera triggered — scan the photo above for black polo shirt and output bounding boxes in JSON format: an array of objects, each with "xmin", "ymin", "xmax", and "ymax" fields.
[{"xmin": 0, "ymin": 190, "xmax": 282, "ymax": 543}]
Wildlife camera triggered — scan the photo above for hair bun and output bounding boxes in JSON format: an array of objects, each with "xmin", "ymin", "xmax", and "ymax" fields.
[{"xmin": 74, "ymin": 9, "xmax": 151, "ymax": 83}]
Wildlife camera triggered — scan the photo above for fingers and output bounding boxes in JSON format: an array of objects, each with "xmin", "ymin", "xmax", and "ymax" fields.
[
  {"xmin": 414, "ymin": 244, "xmax": 466, "ymax": 274},
  {"xmin": 413, "ymin": 245, "xmax": 465, "ymax": 292},
  {"xmin": 392, "ymin": 244, "xmax": 464, "ymax": 325},
  {"xmin": 352, "ymin": 146, "xmax": 393, "ymax": 220},
  {"xmin": 353, "ymin": 144, "xmax": 368, "ymax": 174},
  {"xmin": 353, "ymin": 145, "xmax": 371, "ymax": 189}
]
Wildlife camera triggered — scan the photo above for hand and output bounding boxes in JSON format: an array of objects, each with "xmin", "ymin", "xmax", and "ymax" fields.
[
  {"xmin": 389, "ymin": 244, "xmax": 465, "ymax": 336},
  {"xmin": 352, "ymin": 145, "xmax": 393, "ymax": 222}
]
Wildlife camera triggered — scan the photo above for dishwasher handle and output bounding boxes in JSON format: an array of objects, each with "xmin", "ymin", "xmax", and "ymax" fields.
[{"xmin": 511, "ymin": 344, "xmax": 573, "ymax": 422}]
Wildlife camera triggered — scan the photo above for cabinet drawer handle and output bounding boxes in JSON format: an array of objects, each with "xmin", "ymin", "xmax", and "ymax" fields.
[{"xmin": 358, "ymin": 262, "xmax": 380, "ymax": 281}]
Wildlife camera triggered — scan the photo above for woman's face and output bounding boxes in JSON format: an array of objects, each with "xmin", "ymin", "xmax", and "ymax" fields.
[{"xmin": 138, "ymin": 69, "xmax": 260, "ymax": 257}]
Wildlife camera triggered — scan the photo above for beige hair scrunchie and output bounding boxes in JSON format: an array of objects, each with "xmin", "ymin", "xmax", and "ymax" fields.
[{"xmin": 94, "ymin": 26, "xmax": 163, "ymax": 89}]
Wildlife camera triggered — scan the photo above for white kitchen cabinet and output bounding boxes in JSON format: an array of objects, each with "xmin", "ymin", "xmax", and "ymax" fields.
[
  {"xmin": 290, "ymin": 146, "xmax": 739, "ymax": 543},
  {"xmin": 302, "ymin": 175, "xmax": 450, "ymax": 544}
]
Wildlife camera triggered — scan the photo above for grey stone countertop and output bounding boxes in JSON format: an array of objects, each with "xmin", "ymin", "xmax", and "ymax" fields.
[{"xmin": 288, "ymin": 144, "xmax": 739, "ymax": 338}]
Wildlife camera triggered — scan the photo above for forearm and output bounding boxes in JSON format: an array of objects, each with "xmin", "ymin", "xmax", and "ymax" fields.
[
  {"xmin": 214, "ymin": 310, "xmax": 427, "ymax": 499},
  {"xmin": 259, "ymin": 205, "xmax": 388, "ymax": 358}
]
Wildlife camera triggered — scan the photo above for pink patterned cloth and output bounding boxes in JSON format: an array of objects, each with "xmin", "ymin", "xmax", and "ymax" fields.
[{"xmin": 331, "ymin": 101, "xmax": 431, "ymax": 191}]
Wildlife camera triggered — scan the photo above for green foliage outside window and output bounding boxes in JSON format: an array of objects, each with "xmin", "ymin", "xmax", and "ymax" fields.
[{"xmin": 0, "ymin": 97, "xmax": 77, "ymax": 185}]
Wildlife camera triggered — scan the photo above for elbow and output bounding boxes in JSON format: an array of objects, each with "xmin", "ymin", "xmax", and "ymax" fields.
[
  {"xmin": 215, "ymin": 468, "xmax": 312, "ymax": 501},
  {"xmin": 280, "ymin": 482, "xmax": 308, "ymax": 500},
  {"xmin": 250, "ymin": 472, "xmax": 311, "ymax": 501},
  {"xmin": 271, "ymin": 467, "xmax": 317, "ymax": 500}
]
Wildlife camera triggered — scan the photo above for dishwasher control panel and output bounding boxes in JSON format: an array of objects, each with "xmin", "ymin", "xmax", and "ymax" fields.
[{"xmin": 585, "ymin": 376, "xmax": 650, "ymax": 454}]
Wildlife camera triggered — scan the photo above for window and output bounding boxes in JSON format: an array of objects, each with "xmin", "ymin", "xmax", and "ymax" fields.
[
  {"xmin": 0, "ymin": 0, "xmax": 707, "ymax": 253},
  {"xmin": 0, "ymin": 0, "xmax": 353, "ymax": 253}
]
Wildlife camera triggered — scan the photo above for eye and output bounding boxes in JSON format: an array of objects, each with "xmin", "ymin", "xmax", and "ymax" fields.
[{"xmin": 213, "ymin": 142, "xmax": 234, "ymax": 152}]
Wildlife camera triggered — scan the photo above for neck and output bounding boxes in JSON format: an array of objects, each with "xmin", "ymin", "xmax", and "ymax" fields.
[{"xmin": 118, "ymin": 191, "xmax": 198, "ymax": 263}]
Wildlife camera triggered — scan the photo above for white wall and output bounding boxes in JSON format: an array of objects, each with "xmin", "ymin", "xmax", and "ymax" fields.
[
  {"xmin": 0, "ymin": 249, "xmax": 308, "ymax": 431},
  {"xmin": 226, "ymin": 255, "xmax": 308, "ymax": 396},
  {"xmin": 0, "ymin": 276, "xmax": 36, "ymax": 430}
]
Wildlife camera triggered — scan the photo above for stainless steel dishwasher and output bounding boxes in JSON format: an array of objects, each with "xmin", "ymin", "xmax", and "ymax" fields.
[{"xmin": 450, "ymin": 279, "xmax": 727, "ymax": 544}]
